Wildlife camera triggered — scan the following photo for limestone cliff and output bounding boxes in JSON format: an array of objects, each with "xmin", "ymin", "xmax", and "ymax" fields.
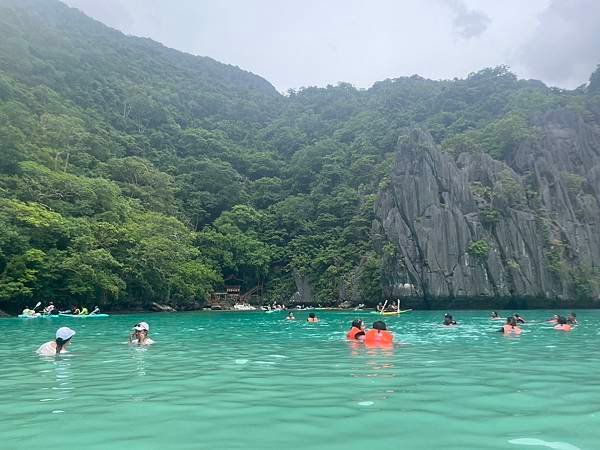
[{"xmin": 374, "ymin": 109, "xmax": 600, "ymax": 308}]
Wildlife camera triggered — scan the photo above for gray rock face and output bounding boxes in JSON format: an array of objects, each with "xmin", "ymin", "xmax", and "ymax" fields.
[{"xmin": 374, "ymin": 109, "xmax": 600, "ymax": 308}]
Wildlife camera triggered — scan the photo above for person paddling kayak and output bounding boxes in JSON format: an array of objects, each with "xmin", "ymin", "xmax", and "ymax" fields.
[{"xmin": 37, "ymin": 327, "xmax": 76, "ymax": 356}]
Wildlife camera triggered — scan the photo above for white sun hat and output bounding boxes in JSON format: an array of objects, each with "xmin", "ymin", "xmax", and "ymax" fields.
[
  {"xmin": 56, "ymin": 327, "xmax": 76, "ymax": 341},
  {"xmin": 134, "ymin": 322, "xmax": 149, "ymax": 331}
]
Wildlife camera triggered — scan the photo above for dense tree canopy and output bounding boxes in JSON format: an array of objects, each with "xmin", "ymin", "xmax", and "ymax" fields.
[{"xmin": 0, "ymin": 0, "xmax": 598, "ymax": 310}]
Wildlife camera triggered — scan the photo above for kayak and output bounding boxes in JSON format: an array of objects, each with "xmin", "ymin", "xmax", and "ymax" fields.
[
  {"xmin": 18, "ymin": 314, "xmax": 58, "ymax": 319},
  {"xmin": 371, "ymin": 309, "xmax": 413, "ymax": 315},
  {"xmin": 58, "ymin": 313, "xmax": 109, "ymax": 318}
]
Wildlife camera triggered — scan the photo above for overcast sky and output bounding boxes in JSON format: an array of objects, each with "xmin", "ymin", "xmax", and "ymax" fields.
[{"xmin": 62, "ymin": 0, "xmax": 599, "ymax": 92}]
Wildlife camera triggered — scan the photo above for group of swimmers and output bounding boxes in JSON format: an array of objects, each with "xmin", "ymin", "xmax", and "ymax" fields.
[
  {"xmin": 286, "ymin": 312, "xmax": 320, "ymax": 322},
  {"xmin": 35, "ymin": 309, "xmax": 581, "ymax": 356},
  {"xmin": 346, "ymin": 319, "xmax": 394, "ymax": 346},
  {"xmin": 36, "ymin": 322, "xmax": 154, "ymax": 356}
]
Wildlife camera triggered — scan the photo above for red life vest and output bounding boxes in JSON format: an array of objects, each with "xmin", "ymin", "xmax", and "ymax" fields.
[
  {"xmin": 364, "ymin": 329, "xmax": 393, "ymax": 346},
  {"xmin": 346, "ymin": 327, "xmax": 363, "ymax": 340}
]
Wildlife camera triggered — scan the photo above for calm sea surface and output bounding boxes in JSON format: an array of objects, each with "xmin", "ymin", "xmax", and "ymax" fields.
[{"xmin": 1, "ymin": 310, "xmax": 598, "ymax": 450}]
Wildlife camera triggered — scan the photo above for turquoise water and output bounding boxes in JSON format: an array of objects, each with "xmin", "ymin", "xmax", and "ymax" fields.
[{"xmin": 1, "ymin": 310, "xmax": 598, "ymax": 450}]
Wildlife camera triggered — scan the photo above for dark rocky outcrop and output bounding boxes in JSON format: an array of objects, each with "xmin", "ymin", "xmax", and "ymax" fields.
[
  {"xmin": 150, "ymin": 302, "xmax": 177, "ymax": 312},
  {"xmin": 374, "ymin": 109, "xmax": 600, "ymax": 308}
]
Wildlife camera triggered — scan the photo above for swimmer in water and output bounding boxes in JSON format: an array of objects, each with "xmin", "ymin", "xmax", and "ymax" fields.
[
  {"xmin": 129, "ymin": 322, "xmax": 154, "ymax": 345},
  {"xmin": 567, "ymin": 312, "xmax": 577, "ymax": 325},
  {"xmin": 499, "ymin": 316, "xmax": 522, "ymax": 335},
  {"xmin": 443, "ymin": 314, "xmax": 457, "ymax": 326},
  {"xmin": 554, "ymin": 316, "xmax": 572, "ymax": 331},
  {"xmin": 547, "ymin": 314, "xmax": 559, "ymax": 323},
  {"xmin": 346, "ymin": 319, "xmax": 366, "ymax": 340},
  {"xmin": 307, "ymin": 313, "xmax": 319, "ymax": 323},
  {"xmin": 513, "ymin": 314, "xmax": 526, "ymax": 324},
  {"xmin": 490, "ymin": 311, "xmax": 500, "ymax": 319},
  {"xmin": 364, "ymin": 321, "xmax": 394, "ymax": 346},
  {"xmin": 37, "ymin": 327, "xmax": 76, "ymax": 356},
  {"xmin": 287, "ymin": 312, "xmax": 295, "ymax": 320}
]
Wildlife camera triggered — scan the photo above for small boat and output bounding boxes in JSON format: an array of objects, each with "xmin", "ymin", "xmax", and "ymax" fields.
[
  {"xmin": 18, "ymin": 314, "xmax": 60, "ymax": 319},
  {"xmin": 58, "ymin": 313, "xmax": 110, "ymax": 318},
  {"xmin": 381, "ymin": 309, "xmax": 413, "ymax": 315},
  {"xmin": 371, "ymin": 309, "xmax": 413, "ymax": 315}
]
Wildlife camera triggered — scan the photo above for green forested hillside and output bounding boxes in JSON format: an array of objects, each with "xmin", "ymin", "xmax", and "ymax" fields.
[{"xmin": 0, "ymin": 0, "xmax": 599, "ymax": 310}]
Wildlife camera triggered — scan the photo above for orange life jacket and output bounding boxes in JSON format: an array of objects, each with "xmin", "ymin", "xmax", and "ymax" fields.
[
  {"xmin": 364, "ymin": 329, "xmax": 393, "ymax": 346},
  {"xmin": 346, "ymin": 327, "xmax": 363, "ymax": 340}
]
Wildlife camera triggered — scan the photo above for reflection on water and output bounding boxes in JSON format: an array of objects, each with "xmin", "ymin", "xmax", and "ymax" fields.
[{"xmin": 0, "ymin": 310, "xmax": 597, "ymax": 450}]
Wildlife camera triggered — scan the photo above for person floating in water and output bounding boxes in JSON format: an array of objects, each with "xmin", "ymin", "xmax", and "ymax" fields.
[
  {"xmin": 307, "ymin": 313, "xmax": 319, "ymax": 323},
  {"xmin": 499, "ymin": 316, "xmax": 522, "ymax": 335},
  {"xmin": 513, "ymin": 314, "xmax": 526, "ymax": 324},
  {"xmin": 554, "ymin": 316, "xmax": 572, "ymax": 331},
  {"xmin": 490, "ymin": 311, "xmax": 501, "ymax": 320},
  {"xmin": 364, "ymin": 321, "xmax": 393, "ymax": 346},
  {"xmin": 546, "ymin": 314, "xmax": 559, "ymax": 323},
  {"xmin": 567, "ymin": 312, "xmax": 577, "ymax": 325},
  {"xmin": 376, "ymin": 302, "xmax": 384, "ymax": 313},
  {"xmin": 443, "ymin": 314, "xmax": 457, "ymax": 326},
  {"xmin": 286, "ymin": 312, "xmax": 295, "ymax": 320},
  {"xmin": 129, "ymin": 322, "xmax": 154, "ymax": 345},
  {"xmin": 346, "ymin": 319, "xmax": 366, "ymax": 340},
  {"xmin": 37, "ymin": 327, "xmax": 76, "ymax": 356}
]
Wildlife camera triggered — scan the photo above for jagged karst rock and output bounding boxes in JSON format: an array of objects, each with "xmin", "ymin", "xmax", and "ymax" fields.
[
  {"xmin": 151, "ymin": 302, "xmax": 177, "ymax": 312},
  {"xmin": 374, "ymin": 109, "xmax": 600, "ymax": 308}
]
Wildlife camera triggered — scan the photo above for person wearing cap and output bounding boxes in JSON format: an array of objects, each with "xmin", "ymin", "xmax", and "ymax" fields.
[
  {"xmin": 129, "ymin": 322, "xmax": 154, "ymax": 345},
  {"xmin": 36, "ymin": 327, "xmax": 76, "ymax": 356}
]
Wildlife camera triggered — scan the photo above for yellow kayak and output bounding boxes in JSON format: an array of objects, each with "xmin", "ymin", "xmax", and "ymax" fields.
[{"xmin": 372, "ymin": 309, "xmax": 413, "ymax": 315}]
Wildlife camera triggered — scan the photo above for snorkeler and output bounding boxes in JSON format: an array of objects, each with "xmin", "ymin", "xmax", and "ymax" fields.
[
  {"xmin": 567, "ymin": 312, "xmax": 577, "ymax": 325},
  {"xmin": 37, "ymin": 327, "xmax": 76, "ymax": 356},
  {"xmin": 346, "ymin": 319, "xmax": 366, "ymax": 340},
  {"xmin": 307, "ymin": 313, "xmax": 319, "ymax": 323},
  {"xmin": 499, "ymin": 316, "xmax": 522, "ymax": 335},
  {"xmin": 443, "ymin": 314, "xmax": 457, "ymax": 326},
  {"xmin": 129, "ymin": 322, "xmax": 155, "ymax": 345},
  {"xmin": 364, "ymin": 321, "xmax": 393, "ymax": 346},
  {"xmin": 286, "ymin": 312, "xmax": 295, "ymax": 320},
  {"xmin": 490, "ymin": 311, "xmax": 501, "ymax": 320},
  {"xmin": 513, "ymin": 314, "xmax": 526, "ymax": 324}
]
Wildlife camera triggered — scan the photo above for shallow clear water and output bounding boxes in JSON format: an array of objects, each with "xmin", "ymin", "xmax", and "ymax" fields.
[{"xmin": 1, "ymin": 310, "xmax": 598, "ymax": 450}]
